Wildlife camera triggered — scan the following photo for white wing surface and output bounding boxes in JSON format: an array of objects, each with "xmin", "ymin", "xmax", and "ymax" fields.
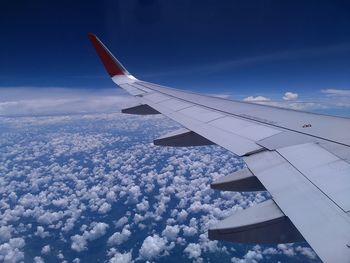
[{"xmin": 88, "ymin": 33, "xmax": 350, "ymax": 263}]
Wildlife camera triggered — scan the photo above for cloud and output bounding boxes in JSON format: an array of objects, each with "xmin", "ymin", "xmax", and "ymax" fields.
[
  {"xmin": 243, "ymin": 95, "xmax": 330, "ymax": 112},
  {"xmin": 71, "ymin": 235, "xmax": 88, "ymax": 252},
  {"xmin": 0, "ymin": 238, "xmax": 25, "ymax": 263},
  {"xmin": 136, "ymin": 198, "xmax": 149, "ymax": 212},
  {"xmin": 35, "ymin": 226, "xmax": 50, "ymax": 238},
  {"xmin": 241, "ymin": 91, "xmax": 345, "ymax": 113},
  {"xmin": 282, "ymin": 92, "xmax": 298, "ymax": 101},
  {"xmin": 107, "ymin": 225, "xmax": 131, "ymax": 246},
  {"xmin": 295, "ymin": 246, "xmax": 317, "ymax": 260},
  {"xmin": 161, "ymin": 225, "xmax": 180, "ymax": 241},
  {"xmin": 57, "ymin": 252, "xmax": 65, "ymax": 260},
  {"xmin": 321, "ymin": 89, "xmax": 350, "ymax": 96},
  {"xmin": 244, "ymin": 249, "xmax": 263, "ymax": 261},
  {"xmin": 37, "ymin": 211, "xmax": 64, "ymax": 225},
  {"xmin": 142, "ymin": 42, "xmax": 350, "ymax": 78},
  {"xmin": 241, "ymin": 87, "xmax": 350, "ymax": 116},
  {"xmin": 109, "ymin": 251, "xmax": 133, "ymax": 263},
  {"xmin": 114, "ymin": 217, "xmax": 129, "ymax": 229},
  {"xmin": 184, "ymin": 243, "xmax": 202, "ymax": 259},
  {"xmin": 41, "ymin": 245, "xmax": 51, "ymax": 255},
  {"xmin": 182, "ymin": 225, "xmax": 197, "ymax": 237},
  {"xmin": 244, "ymin": 91, "xmax": 298, "ymax": 103},
  {"xmin": 0, "ymin": 87, "xmax": 137, "ymax": 116},
  {"xmin": 98, "ymin": 202, "xmax": 112, "ymax": 214},
  {"xmin": 33, "ymin": 256, "xmax": 44, "ymax": 263},
  {"xmin": 231, "ymin": 243, "xmax": 317, "ymax": 262},
  {"xmin": 126, "ymin": 185, "xmax": 141, "ymax": 204},
  {"xmin": 138, "ymin": 235, "xmax": 173, "ymax": 260},
  {"xmin": 243, "ymin": 96, "xmax": 270, "ymax": 102},
  {"xmin": 71, "ymin": 222, "xmax": 109, "ymax": 252},
  {"xmin": 108, "ymin": 249, "xmax": 134, "ymax": 263},
  {"xmin": 231, "ymin": 245, "xmax": 263, "ymax": 263},
  {"xmin": 0, "ymin": 226, "xmax": 12, "ymax": 243},
  {"xmin": 0, "ymin": 112, "xmax": 320, "ymax": 262},
  {"xmin": 277, "ymin": 244, "xmax": 296, "ymax": 257}
]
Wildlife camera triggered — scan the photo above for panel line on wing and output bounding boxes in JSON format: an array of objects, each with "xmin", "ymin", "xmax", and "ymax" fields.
[
  {"xmin": 140, "ymin": 98, "xmax": 263, "ymax": 156},
  {"xmin": 177, "ymin": 105, "xmax": 225, "ymax": 122},
  {"xmin": 129, "ymin": 83, "xmax": 153, "ymax": 93},
  {"xmin": 277, "ymin": 143, "xmax": 350, "ymax": 212},
  {"xmin": 119, "ymin": 83, "xmax": 146, "ymax": 96},
  {"xmin": 142, "ymin": 93, "xmax": 172, "ymax": 104},
  {"xmin": 208, "ymin": 116, "xmax": 282, "ymax": 142},
  {"xmin": 157, "ymin": 98, "xmax": 193, "ymax": 112}
]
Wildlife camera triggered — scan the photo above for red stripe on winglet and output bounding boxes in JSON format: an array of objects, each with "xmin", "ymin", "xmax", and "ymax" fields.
[{"xmin": 88, "ymin": 33, "xmax": 127, "ymax": 77}]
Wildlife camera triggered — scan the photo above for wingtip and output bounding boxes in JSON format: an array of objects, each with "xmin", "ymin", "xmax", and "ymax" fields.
[
  {"xmin": 87, "ymin": 32, "xmax": 95, "ymax": 37},
  {"xmin": 87, "ymin": 33, "xmax": 97, "ymax": 41},
  {"xmin": 88, "ymin": 33, "xmax": 129, "ymax": 77}
]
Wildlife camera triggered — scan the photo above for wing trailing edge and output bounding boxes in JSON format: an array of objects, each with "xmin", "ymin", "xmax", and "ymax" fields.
[
  {"xmin": 154, "ymin": 128, "xmax": 214, "ymax": 147},
  {"xmin": 209, "ymin": 199, "xmax": 304, "ymax": 244},
  {"xmin": 121, "ymin": 104, "xmax": 160, "ymax": 115},
  {"xmin": 211, "ymin": 168, "xmax": 265, "ymax": 192}
]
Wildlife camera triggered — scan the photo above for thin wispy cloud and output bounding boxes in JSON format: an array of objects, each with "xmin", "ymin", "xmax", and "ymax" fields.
[
  {"xmin": 142, "ymin": 42, "xmax": 350, "ymax": 78},
  {"xmin": 252, "ymin": 101, "xmax": 330, "ymax": 111},
  {"xmin": 243, "ymin": 96, "xmax": 271, "ymax": 102},
  {"xmin": 0, "ymin": 87, "xmax": 137, "ymax": 116},
  {"xmin": 206, "ymin": 93, "xmax": 232, "ymax": 99},
  {"xmin": 321, "ymin": 89, "xmax": 350, "ymax": 96}
]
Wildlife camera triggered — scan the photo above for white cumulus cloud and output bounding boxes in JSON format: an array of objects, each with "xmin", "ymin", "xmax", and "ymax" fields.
[
  {"xmin": 282, "ymin": 91, "xmax": 298, "ymax": 101},
  {"xmin": 184, "ymin": 243, "xmax": 202, "ymax": 259},
  {"xmin": 108, "ymin": 249, "xmax": 134, "ymax": 263},
  {"xmin": 243, "ymin": 96, "xmax": 271, "ymax": 102},
  {"xmin": 139, "ymin": 235, "xmax": 172, "ymax": 260},
  {"xmin": 161, "ymin": 225, "xmax": 180, "ymax": 241},
  {"xmin": 0, "ymin": 226, "xmax": 12, "ymax": 243},
  {"xmin": 109, "ymin": 251, "xmax": 133, "ymax": 263},
  {"xmin": 107, "ymin": 225, "xmax": 131, "ymax": 246},
  {"xmin": 71, "ymin": 222, "xmax": 109, "ymax": 252},
  {"xmin": 41, "ymin": 245, "xmax": 51, "ymax": 255},
  {"xmin": 0, "ymin": 238, "xmax": 25, "ymax": 263}
]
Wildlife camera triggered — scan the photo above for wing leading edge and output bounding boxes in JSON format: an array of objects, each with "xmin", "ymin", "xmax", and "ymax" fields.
[{"xmin": 88, "ymin": 34, "xmax": 350, "ymax": 263}]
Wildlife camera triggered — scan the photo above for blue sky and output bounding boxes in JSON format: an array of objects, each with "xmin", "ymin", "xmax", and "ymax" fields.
[
  {"xmin": 0, "ymin": 2, "xmax": 347, "ymax": 261},
  {"xmin": 1, "ymin": 0, "xmax": 350, "ymax": 108}
]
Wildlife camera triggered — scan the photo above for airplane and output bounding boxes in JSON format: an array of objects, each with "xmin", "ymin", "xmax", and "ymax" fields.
[{"xmin": 88, "ymin": 33, "xmax": 350, "ymax": 263}]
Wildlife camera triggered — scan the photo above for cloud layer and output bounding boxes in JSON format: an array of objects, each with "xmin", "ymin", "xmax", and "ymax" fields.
[
  {"xmin": 0, "ymin": 112, "xmax": 320, "ymax": 262},
  {"xmin": 0, "ymin": 87, "xmax": 137, "ymax": 116}
]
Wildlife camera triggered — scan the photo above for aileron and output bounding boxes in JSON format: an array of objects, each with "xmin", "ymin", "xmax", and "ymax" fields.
[{"xmin": 277, "ymin": 143, "xmax": 350, "ymax": 212}]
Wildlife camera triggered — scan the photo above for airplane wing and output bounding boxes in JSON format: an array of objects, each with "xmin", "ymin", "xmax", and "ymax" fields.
[{"xmin": 88, "ymin": 33, "xmax": 350, "ymax": 263}]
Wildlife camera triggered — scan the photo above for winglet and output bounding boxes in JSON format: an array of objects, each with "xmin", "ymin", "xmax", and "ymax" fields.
[{"xmin": 88, "ymin": 33, "xmax": 130, "ymax": 77}]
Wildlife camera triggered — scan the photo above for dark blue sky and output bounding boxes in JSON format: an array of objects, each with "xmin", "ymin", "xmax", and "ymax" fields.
[{"xmin": 1, "ymin": 0, "xmax": 350, "ymax": 98}]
